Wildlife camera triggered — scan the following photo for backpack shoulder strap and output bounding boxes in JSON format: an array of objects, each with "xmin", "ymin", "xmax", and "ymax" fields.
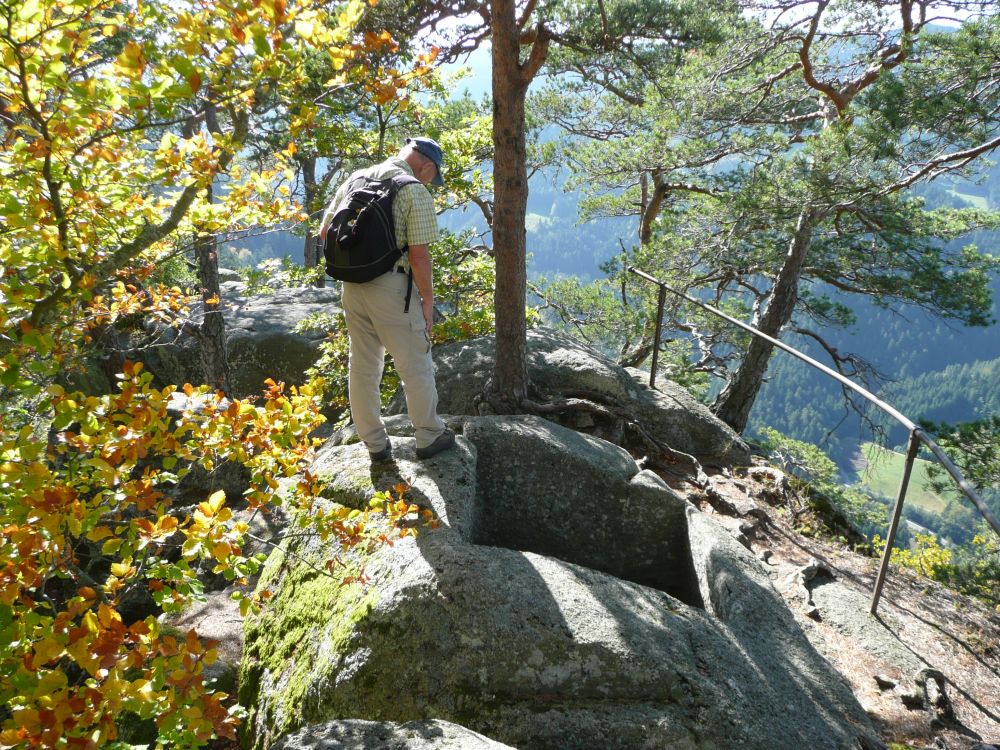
[
  {"xmin": 389, "ymin": 174, "xmax": 422, "ymax": 190},
  {"xmin": 344, "ymin": 172, "xmax": 374, "ymax": 195},
  {"xmin": 386, "ymin": 175, "xmax": 422, "ymax": 313}
]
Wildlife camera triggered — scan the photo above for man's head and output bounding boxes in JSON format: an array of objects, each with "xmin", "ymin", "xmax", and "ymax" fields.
[{"xmin": 401, "ymin": 136, "xmax": 445, "ymax": 187}]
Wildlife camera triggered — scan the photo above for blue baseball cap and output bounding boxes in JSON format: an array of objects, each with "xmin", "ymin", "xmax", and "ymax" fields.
[{"xmin": 406, "ymin": 136, "xmax": 445, "ymax": 187}]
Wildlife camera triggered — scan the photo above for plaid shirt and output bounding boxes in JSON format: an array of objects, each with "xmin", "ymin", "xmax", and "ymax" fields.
[{"xmin": 322, "ymin": 157, "xmax": 440, "ymax": 258}]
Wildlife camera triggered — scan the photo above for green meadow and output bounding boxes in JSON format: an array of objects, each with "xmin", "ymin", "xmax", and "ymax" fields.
[{"xmin": 856, "ymin": 442, "xmax": 954, "ymax": 515}]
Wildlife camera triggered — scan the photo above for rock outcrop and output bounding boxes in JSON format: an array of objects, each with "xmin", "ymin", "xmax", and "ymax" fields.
[
  {"xmin": 387, "ymin": 327, "xmax": 749, "ymax": 466},
  {"xmin": 141, "ymin": 286, "xmax": 339, "ymax": 398},
  {"xmin": 140, "ymin": 292, "xmax": 745, "ymax": 467},
  {"xmin": 239, "ymin": 416, "xmax": 882, "ymax": 750},
  {"xmin": 271, "ymin": 719, "xmax": 516, "ymax": 749}
]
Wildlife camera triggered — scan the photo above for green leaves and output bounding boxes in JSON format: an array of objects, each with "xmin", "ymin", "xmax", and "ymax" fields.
[
  {"xmin": 0, "ymin": 0, "xmax": 400, "ymax": 745},
  {"xmin": 116, "ymin": 40, "xmax": 147, "ymax": 78},
  {"xmin": 0, "ymin": 362, "xmax": 21, "ymax": 388},
  {"xmin": 16, "ymin": 0, "xmax": 44, "ymax": 24},
  {"xmin": 0, "ymin": 367, "xmax": 330, "ymax": 746},
  {"xmin": 538, "ymin": 3, "xmax": 1000, "ymax": 409},
  {"xmin": 924, "ymin": 416, "xmax": 1000, "ymax": 498}
]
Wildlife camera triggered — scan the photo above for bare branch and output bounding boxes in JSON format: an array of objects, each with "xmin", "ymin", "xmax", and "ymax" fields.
[
  {"xmin": 470, "ymin": 195, "xmax": 494, "ymax": 228},
  {"xmin": 520, "ymin": 24, "xmax": 552, "ymax": 86},
  {"xmin": 640, "ymin": 173, "xmax": 722, "ymax": 244},
  {"xmin": 796, "ymin": 0, "xmax": 849, "ymax": 116},
  {"xmin": 872, "ymin": 134, "xmax": 1000, "ymax": 198}
]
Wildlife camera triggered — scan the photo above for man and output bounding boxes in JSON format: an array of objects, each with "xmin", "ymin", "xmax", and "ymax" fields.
[{"xmin": 320, "ymin": 137, "xmax": 456, "ymax": 462}]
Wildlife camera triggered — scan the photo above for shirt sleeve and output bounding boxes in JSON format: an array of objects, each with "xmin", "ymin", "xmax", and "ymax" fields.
[{"xmin": 400, "ymin": 183, "xmax": 440, "ymax": 247}]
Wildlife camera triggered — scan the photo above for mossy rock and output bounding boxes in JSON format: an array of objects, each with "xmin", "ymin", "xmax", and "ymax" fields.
[{"xmin": 240, "ymin": 423, "xmax": 881, "ymax": 750}]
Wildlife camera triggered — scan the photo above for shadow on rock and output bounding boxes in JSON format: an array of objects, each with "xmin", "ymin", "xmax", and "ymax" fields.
[{"xmin": 239, "ymin": 416, "xmax": 884, "ymax": 749}]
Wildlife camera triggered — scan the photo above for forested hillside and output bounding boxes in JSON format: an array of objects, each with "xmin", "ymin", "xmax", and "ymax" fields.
[
  {"xmin": 443, "ymin": 166, "xmax": 626, "ymax": 281},
  {"xmin": 891, "ymin": 359, "xmax": 1000, "ymax": 422},
  {"xmin": 748, "ymin": 165, "xmax": 1000, "ymax": 469}
]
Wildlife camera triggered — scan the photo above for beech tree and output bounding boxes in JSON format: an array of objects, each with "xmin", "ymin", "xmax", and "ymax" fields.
[
  {"xmin": 241, "ymin": 2, "xmax": 493, "ymax": 287},
  {"xmin": 542, "ymin": 0, "xmax": 1000, "ymax": 432},
  {"xmin": 256, "ymin": 39, "xmax": 442, "ymax": 280},
  {"xmin": 0, "ymin": 1, "xmax": 427, "ymax": 746}
]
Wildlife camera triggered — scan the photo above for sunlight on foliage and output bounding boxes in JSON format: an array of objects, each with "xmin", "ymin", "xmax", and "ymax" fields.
[
  {"xmin": 240, "ymin": 257, "xmax": 326, "ymax": 296},
  {"xmin": 873, "ymin": 533, "xmax": 954, "ymax": 580},
  {"xmin": 0, "ymin": 367, "xmax": 327, "ymax": 747},
  {"xmin": 873, "ymin": 531, "xmax": 1000, "ymax": 610},
  {"xmin": 0, "ymin": 0, "xmax": 435, "ymax": 745}
]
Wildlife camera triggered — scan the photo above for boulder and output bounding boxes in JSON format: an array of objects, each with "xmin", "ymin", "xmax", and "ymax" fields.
[
  {"xmin": 159, "ymin": 589, "xmax": 244, "ymax": 694},
  {"xmin": 141, "ymin": 286, "xmax": 340, "ymax": 399},
  {"xmin": 218, "ymin": 267, "xmax": 243, "ymax": 283},
  {"xmin": 272, "ymin": 719, "xmax": 514, "ymax": 749},
  {"xmin": 224, "ymin": 286, "xmax": 339, "ymax": 397},
  {"xmin": 795, "ymin": 573, "xmax": 924, "ymax": 676},
  {"xmin": 240, "ymin": 416, "xmax": 881, "ymax": 750},
  {"xmin": 465, "ymin": 416, "xmax": 703, "ymax": 607},
  {"xmin": 220, "ymin": 280, "xmax": 246, "ymax": 298},
  {"xmin": 386, "ymin": 327, "xmax": 749, "ymax": 466}
]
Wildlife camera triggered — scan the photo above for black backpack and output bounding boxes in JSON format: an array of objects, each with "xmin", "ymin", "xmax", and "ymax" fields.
[{"xmin": 323, "ymin": 173, "xmax": 421, "ymax": 282}]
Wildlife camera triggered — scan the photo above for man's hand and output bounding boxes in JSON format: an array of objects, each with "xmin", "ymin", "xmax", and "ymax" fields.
[
  {"xmin": 409, "ymin": 244, "xmax": 435, "ymax": 338},
  {"xmin": 422, "ymin": 298, "xmax": 434, "ymax": 337}
]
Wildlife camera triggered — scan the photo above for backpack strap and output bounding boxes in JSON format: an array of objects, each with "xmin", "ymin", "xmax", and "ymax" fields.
[
  {"xmin": 388, "ymin": 174, "xmax": 423, "ymax": 314},
  {"xmin": 390, "ymin": 173, "xmax": 422, "ymax": 190},
  {"xmin": 404, "ymin": 269, "xmax": 414, "ymax": 314}
]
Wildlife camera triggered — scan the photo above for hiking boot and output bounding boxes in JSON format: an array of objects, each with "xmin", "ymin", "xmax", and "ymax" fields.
[
  {"xmin": 369, "ymin": 441, "xmax": 392, "ymax": 463},
  {"xmin": 415, "ymin": 429, "xmax": 455, "ymax": 460}
]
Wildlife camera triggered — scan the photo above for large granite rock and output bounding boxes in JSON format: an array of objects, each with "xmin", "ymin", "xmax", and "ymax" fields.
[
  {"xmin": 218, "ymin": 267, "xmax": 243, "ymax": 284},
  {"xmin": 141, "ymin": 286, "xmax": 340, "ymax": 398},
  {"xmin": 240, "ymin": 416, "xmax": 881, "ymax": 750},
  {"xmin": 387, "ymin": 327, "xmax": 749, "ymax": 466},
  {"xmin": 465, "ymin": 416, "xmax": 703, "ymax": 607},
  {"xmin": 272, "ymin": 719, "xmax": 514, "ymax": 749}
]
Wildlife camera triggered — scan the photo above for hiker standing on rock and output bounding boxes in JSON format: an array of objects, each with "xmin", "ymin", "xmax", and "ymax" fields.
[{"xmin": 319, "ymin": 137, "xmax": 456, "ymax": 463}]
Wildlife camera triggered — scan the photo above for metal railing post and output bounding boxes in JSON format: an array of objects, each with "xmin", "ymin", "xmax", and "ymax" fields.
[
  {"xmin": 869, "ymin": 430, "xmax": 920, "ymax": 614},
  {"xmin": 649, "ymin": 285, "xmax": 667, "ymax": 389},
  {"xmin": 626, "ymin": 266, "xmax": 999, "ymax": 616}
]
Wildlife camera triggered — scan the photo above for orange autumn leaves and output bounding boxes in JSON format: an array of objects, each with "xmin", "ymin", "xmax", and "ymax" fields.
[
  {"xmin": 0, "ymin": 366, "xmax": 327, "ymax": 747},
  {"xmin": 4, "ymin": 592, "xmax": 228, "ymax": 748},
  {"xmin": 0, "ymin": 360, "xmax": 436, "ymax": 747},
  {"xmin": 0, "ymin": 0, "xmax": 443, "ymax": 745}
]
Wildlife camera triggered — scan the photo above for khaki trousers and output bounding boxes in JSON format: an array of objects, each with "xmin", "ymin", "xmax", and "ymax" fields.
[{"xmin": 342, "ymin": 269, "xmax": 446, "ymax": 452}]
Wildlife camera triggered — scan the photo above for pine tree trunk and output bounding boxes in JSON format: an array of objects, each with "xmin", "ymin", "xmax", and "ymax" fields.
[
  {"xmin": 487, "ymin": 0, "xmax": 530, "ymax": 412},
  {"xmin": 195, "ymin": 184, "xmax": 232, "ymax": 397},
  {"xmin": 712, "ymin": 207, "xmax": 821, "ymax": 433},
  {"xmin": 624, "ymin": 172, "xmax": 665, "ymax": 369}
]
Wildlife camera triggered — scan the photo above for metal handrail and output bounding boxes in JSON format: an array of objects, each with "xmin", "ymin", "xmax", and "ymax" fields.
[{"xmin": 628, "ymin": 266, "xmax": 1000, "ymax": 615}]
